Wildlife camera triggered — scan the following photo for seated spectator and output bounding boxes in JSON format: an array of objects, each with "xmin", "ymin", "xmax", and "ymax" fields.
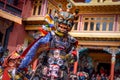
[
  {"xmin": 115, "ymin": 75, "xmax": 120, "ymax": 80},
  {"xmin": 96, "ymin": 74, "xmax": 101, "ymax": 80},
  {"xmin": 100, "ymin": 67, "xmax": 105, "ymax": 75}
]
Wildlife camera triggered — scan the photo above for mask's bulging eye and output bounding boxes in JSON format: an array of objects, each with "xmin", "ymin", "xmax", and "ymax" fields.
[
  {"xmin": 58, "ymin": 17, "xmax": 64, "ymax": 23},
  {"xmin": 67, "ymin": 20, "xmax": 71, "ymax": 24}
]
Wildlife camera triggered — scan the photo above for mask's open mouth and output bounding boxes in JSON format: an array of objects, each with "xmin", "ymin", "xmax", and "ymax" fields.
[{"xmin": 58, "ymin": 24, "xmax": 69, "ymax": 33}]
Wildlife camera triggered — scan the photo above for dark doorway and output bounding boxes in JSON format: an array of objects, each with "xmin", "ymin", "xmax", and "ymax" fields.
[
  {"xmin": 0, "ymin": 31, "xmax": 3, "ymax": 43},
  {"xmin": 97, "ymin": 63, "xmax": 110, "ymax": 75}
]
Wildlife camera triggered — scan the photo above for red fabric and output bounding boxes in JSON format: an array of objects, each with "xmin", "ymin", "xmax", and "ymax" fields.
[
  {"xmin": 72, "ymin": 50, "xmax": 77, "ymax": 56},
  {"xmin": 78, "ymin": 72, "xmax": 84, "ymax": 76},
  {"xmin": 39, "ymin": 28, "xmax": 48, "ymax": 35},
  {"xmin": 2, "ymin": 68, "xmax": 11, "ymax": 80},
  {"xmin": 100, "ymin": 68, "xmax": 105, "ymax": 74}
]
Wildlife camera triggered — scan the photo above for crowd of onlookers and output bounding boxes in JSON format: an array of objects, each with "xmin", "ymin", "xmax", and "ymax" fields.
[
  {"xmin": 78, "ymin": 55, "xmax": 120, "ymax": 80},
  {"xmin": 91, "ymin": 73, "xmax": 109, "ymax": 80},
  {"xmin": 76, "ymin": 66, "xmax": 120, "ymax": 80},
  {"xmin": 90, "ymin": 73, "xmax": 120, "ymax": 80}
]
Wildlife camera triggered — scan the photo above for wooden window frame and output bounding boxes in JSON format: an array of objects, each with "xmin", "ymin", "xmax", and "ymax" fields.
[
  {"xmin": 32, "ymin": 0, "xmax": 42, "ymax": 16},
  {"xmin": 82, "ymin": 15, "xmax": 115, "ymax": 32}
]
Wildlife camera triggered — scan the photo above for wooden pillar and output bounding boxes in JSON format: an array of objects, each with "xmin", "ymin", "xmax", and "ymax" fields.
[
  {"xmin": 103, "ymin": 48, "xmax": 119, "ymax": 80},
  {"xmin": 41, "ymin": 0, "xmax": 48, "ymax": 16},
  {"xmin": 110, "ymin": 53, "xmax": 116, "ymax": 80},
  {"xmin": 114, "ymin": 15, "xmax": 119, "ymax": 31},
  {"xmin": 78, "ymin": 15, "xmax": 82, "ymax": 31}
]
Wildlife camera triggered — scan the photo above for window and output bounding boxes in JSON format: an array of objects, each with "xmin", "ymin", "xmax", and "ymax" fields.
[
  {"xmin": 82, "ymin": 16, "xmax": 115, "ymax": 32},
  {"xmin": 90, "ymin": 22, "xmax": 94, "ymax": 31},
  {"xmin": 109, "ymin": 22, "xmax": 113, "ymax": 31},
  {"xmin": 33, "ymin": 6, "xmax": 37, "ymax": 15},
  {"xmin": 38, "ymin": 6, "xmax": 41, "ymax": 15},
  {"xmin": 102, "ymin": 22, "xmax": 107, "ymax": 31},
  {"xmin": 32, "ymin": 0, "xmax": 42, "ymax": 15},
  {"xmin": 96, "ymin": 22, "xmax": 100, "ymax": 31},
  {"xmin": 84, "ymin": 22, "xmax": 88, "ymax": 30}
]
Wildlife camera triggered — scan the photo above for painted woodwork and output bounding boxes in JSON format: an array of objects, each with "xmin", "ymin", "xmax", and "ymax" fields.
[
  {"xmin": 0, "ymin": 10, "xmax": 22, "ymax": 24},
  {"xmin": 0, "ymin": 0, "xmax": 120, "ymax": 79}
]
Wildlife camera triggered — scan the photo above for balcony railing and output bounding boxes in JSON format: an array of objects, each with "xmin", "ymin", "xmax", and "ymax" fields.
[{"xmin": 0, "ymin": 0, "xmax": 24, "ymax": 17}]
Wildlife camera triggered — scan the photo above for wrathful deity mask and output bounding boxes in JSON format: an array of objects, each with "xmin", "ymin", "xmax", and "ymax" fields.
[{"xmin": 45, "ymin": 2, "xmax": 79, "ymax": 36}]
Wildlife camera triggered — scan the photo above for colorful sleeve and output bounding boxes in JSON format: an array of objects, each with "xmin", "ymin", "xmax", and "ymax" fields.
[{"xmin": 18, "ymin": 32, "xmax": 52, "ymax": 69}]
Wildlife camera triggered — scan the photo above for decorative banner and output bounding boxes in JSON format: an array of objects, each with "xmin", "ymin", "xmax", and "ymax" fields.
[{"xmin": 45, "ymin": 14, "xmax": 54, "ymax": 24}]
